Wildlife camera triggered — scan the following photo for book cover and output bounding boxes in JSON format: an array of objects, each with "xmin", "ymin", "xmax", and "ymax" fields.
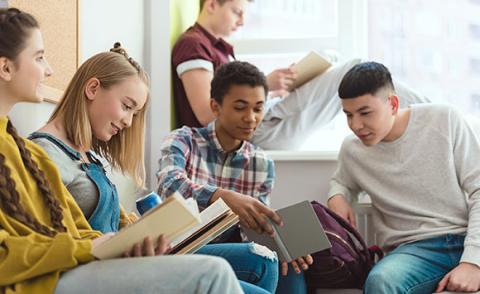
[
  {"xmin": 243, "ymin": 201, "xmax": 331, "ymax": 262},
  {"xmin": 288, "ymin": 51, "xmax": 332, "ymax": 91}
]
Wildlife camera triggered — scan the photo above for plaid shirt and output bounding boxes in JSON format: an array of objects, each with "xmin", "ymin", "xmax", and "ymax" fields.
[{"xmin": 157, "ymin": 122, "xmax": 275, "ymax": 210}]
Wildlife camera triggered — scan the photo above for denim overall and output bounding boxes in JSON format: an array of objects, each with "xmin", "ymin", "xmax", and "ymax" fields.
[{"xmin": 29, "ymin": 132, "xmax": 120, "ymax": 233}]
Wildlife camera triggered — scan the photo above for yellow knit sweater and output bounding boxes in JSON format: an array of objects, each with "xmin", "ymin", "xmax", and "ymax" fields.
[{"xmin": 0, "ymin": 117, "xmax": 102, "ymax": 294}]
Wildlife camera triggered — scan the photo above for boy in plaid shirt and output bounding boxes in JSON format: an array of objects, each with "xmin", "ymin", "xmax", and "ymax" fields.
[{"xmin": 157, "ymin": 61, "xmax": 313, "ymax": 294}]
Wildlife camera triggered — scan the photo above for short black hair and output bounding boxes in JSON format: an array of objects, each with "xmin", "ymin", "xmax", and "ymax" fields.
[
  {"xmin": 210, "ymin": 61, "xmax": 268, "ymax": 104},
  {"xmin": 338, "ymin": 61, "xmax": 395, "ymax": 99}
]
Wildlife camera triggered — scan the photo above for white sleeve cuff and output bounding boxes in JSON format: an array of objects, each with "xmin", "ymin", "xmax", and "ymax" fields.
[
  {"xmin": 176, "ymin": 59, "xmax": 214, "ymax": 77},
  {"xmin": 460, "ymin": 244, "xmax": 480, "ymax": 268}
]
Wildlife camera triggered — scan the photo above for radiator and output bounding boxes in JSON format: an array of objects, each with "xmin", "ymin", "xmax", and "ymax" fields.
[{"xmin": 354, "ymin": 203, "xmax": 376, "ymax": 246}]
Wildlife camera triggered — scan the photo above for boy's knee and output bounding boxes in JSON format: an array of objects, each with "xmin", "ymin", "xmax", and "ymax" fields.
[
  {"xmin": 248, "ymin": 242, "xmax": 278, "ymax": 263},
  {"xmin": 364, "ymin": 265, "xmax": 402, "ymax": 293}
]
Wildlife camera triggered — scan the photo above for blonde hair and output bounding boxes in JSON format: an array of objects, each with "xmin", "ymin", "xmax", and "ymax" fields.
[{"xmin": 49, "ymin": 43, "xmax": 149, "ymax": 187}]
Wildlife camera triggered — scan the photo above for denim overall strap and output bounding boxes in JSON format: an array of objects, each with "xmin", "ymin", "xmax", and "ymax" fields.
[
  {"xmin": 80, "ymin": 159, "xmax": 120, "ymax": 233},
  {"xmin": 29, "ymin": 132, "xmax": 82, "ymax": 161},
  {"xmin": 29, "ymin": 132, "xmax": 120, "ymax": 233}
]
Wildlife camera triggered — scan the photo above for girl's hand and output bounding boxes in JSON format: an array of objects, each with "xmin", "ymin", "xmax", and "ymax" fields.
[{"xmin": 123, "ymin": 235, "xmax": 171, "ymax": 257}]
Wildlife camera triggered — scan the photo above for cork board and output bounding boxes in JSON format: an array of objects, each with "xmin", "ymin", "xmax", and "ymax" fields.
[{"xmin": 8, "ymin": 0, "xmax": 80, "ymax": 103}]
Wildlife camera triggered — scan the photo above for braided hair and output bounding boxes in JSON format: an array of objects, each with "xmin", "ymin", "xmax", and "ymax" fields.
[
  {"xmin": 0, "ymin": 122, "xmax": 67, "ymax": 236},
  {"xmin": 0, "ymin": 8, "xmax": 66, "ymax": 236}
]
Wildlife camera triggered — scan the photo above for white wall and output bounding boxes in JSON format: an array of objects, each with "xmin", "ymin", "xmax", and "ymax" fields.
[
  {"xmin": 144, "ymin": 0, "xmax": 172, "ymax": 189},
  {"xmin": 268, "ymin": 153, "xmax": 338, "ymax": 209},
  {"xmin": 80, "ymin": 0, "xmax": 144, "ymax": 64}
]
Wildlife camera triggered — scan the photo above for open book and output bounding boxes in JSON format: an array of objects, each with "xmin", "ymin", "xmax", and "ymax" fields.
[
  {"xmin": 242, "ymin": 201, "xmax": 331, "ymax": 262},
  {"xmin": 170, "ymin": 198, "xmax": 239, "ymax": 254},
  {"xmin": 93, "ymin": 194, "xmax": 238, "ymax": 259},
  {"xmin": 288, "ymin": 51, "xmax": 332, "ymax": 91}
]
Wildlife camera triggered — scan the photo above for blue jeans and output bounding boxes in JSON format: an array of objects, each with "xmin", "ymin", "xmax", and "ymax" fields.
[
  {"xmin": 364, "ymin": 234, "xmax": 465, "ymax": 294},
  {"xmin": 197, "ymin": 243, "xmax": 279, "ymax": 293},
  {"xmin": 276, "ymin": 264, "xmax": 307, "ymax": 294}
]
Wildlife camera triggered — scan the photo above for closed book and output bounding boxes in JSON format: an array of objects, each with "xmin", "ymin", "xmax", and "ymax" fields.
[{"xmin": 243, "ymin": 201, "xmax": 331, "ymax": 262}]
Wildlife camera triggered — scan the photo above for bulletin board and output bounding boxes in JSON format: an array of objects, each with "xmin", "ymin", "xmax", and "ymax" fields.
[{"xmin": 8, "ymin": 0, "xmax": 80, "ymax": 103}]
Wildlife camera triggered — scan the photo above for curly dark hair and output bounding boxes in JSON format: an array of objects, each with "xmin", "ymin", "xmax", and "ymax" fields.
[
  {"xmin": 338, "ymin": 61, "xmax": 395, "ymax": 99},
  {"xmin": 210, "ymin": 61, "xmax": 268, "ymax": 104}
]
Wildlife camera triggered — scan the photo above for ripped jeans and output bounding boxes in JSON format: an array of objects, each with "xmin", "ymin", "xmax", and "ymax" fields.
[{"xmin": 197, "ymin": 242, "xmax": 279, "ymax": 293}]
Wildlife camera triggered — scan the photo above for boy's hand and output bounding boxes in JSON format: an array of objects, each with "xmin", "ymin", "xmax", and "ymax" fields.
[
  {"xmin": 280, "ymin": 255, "xmax": 314, "ymax": 276},
  {"xmin": 327, "ymin": 194, "xmax": 357, "ymax": 228},
  {"xmin": 267, "ymin": 66, "xmax": 298, "ymax": 94},
  {"xmin": 435, "ymin": 262, "xmax": 480, "ymax": 292},
  {"xmin": 123, "ymin": 235, "xmax": 171, "ymax": 258},
  {"xmin": 215, "ymin": 189, "xmax": 283, "ymax": 236}
]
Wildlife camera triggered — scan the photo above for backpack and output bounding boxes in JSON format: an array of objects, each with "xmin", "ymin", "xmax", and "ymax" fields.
[{"xmin": 305, "ymin": 201, "xmax": 383, "ymax": 292}]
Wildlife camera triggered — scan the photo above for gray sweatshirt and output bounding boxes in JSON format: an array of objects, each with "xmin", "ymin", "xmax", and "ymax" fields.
[{"xmin": 329, "ymin": 104, "xmax": 480, "ymax": 266}]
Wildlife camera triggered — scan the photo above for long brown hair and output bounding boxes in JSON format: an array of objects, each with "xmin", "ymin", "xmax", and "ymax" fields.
[
  {"xmin": 49, "ymin": 42, "xmax": 150, "ymax": 187},
  {"xmin": 0, "ymin": 8, "xmax": 66, "ymax": 236}
]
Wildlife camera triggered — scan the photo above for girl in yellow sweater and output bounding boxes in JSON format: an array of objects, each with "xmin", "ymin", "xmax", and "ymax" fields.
[{"xmin": 0, "ymin": 7, "xmax": 243, "ymax": 294}]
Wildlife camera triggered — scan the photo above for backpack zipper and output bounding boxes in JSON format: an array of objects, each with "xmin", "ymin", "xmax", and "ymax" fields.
[{"xmin": 325, "ymin": 230, "xmax": 359, "ymax": 258}]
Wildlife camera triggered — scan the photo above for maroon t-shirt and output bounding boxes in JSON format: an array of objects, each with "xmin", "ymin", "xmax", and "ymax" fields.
[{"xmin": 172, "ymin": 23, "xmax": 235, "ymax": 128}]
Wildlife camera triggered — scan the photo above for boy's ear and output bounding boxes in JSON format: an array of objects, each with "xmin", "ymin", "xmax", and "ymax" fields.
[
  {"xmin": 210, "ymin": 98, "xmax": 221, "ymax": 118},
  {"xmin": 0, "ymin": 57, "xmax": 14, "ymax": 82},
  {"xmin": 389, "ymin": 95, "xmax": 400, "ymax": 114},
  {"xmin": 204, "ymin": 0, "xmax": 217, "ymax": 13},
  {"xmin": 84, "ymin": 78, "xmax": 101, "ymax": 101}
]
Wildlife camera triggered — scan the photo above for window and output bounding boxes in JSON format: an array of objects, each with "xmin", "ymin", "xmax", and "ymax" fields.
[
  {"xmin": 368, "ymin": 0, "xmax": 480, "ymax": 116},
  {"xmin": 230, "ymin": 0, "xmax": 343, "ymax": 74}
]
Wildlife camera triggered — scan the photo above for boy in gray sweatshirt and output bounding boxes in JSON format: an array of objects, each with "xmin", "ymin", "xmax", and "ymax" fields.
[{"xmin": 327, "ymin": 62, "xmax": 480, "ymax": 293}]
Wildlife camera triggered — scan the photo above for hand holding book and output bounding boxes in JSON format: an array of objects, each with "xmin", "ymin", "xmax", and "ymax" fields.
[
  {"xmin": 280, "ymin": 255, "xmax": 314, "ymax": 276},
  {"xmin": 211, "ymin": 188, "xmax": 283, "ymax": 236},
  {"xmin": 243, "ymin": 200, "xmax": 331, "ymax": 271},
  {"xmin": 267, "ymin": 66, "xmax": 298, "ymax": 97}
]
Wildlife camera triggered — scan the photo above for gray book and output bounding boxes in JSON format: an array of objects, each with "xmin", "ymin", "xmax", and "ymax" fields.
[{"xmin": 243, "ymin": 201, "xmax": 331, "ymax": 262}]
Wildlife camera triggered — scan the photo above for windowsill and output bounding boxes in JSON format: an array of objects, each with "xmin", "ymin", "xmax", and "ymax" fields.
[{"xmin": 265, "ymin": 150, "xmax": 339, "ymax": 161}]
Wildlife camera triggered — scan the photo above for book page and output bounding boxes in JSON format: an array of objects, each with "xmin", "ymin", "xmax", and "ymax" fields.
[
  {"xmin": 173, "ymin": 213, "xmax": 239, "ymax": 254},
  {"xmin": 170, "ymin": 198, "xmax": 230, "ymax": 248}
]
